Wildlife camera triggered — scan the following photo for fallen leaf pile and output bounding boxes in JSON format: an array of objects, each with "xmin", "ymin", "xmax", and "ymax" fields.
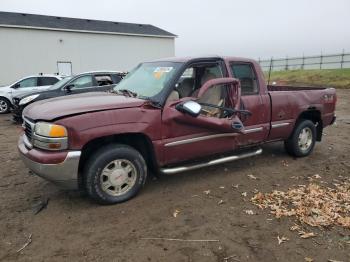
[{"xmin": 251, "ymin": 180, "xmax": 350, "ymax": 229}]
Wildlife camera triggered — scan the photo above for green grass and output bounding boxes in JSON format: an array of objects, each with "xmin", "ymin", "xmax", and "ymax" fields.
[{"xmin": 264, "ymin": 68, "xmax": 350, "ymax": 89}]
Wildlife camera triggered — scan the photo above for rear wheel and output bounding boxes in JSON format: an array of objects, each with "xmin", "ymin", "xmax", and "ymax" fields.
[
  {"xmin": 84, "ymin": 144, "xmax": 147, "ymax": 204},
  {"xmin": 0, "ymin": 97, "xmax": 10, "ymax": 114},
  {"xmin": 284, "ymin": 120, "xmax": 316, "ymax": 157}
]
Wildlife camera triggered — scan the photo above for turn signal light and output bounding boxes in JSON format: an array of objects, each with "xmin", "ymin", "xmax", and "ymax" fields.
[{"xmin": 49, "ymin": 125, "xmax": 67, "ymax": 137}]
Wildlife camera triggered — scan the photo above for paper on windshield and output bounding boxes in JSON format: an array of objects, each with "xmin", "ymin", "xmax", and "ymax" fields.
[{"xmin": 153, "ymin": 67, "xmax": 173, "ymax": 79}]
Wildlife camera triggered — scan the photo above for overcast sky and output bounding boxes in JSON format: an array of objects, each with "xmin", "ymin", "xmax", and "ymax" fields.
[{"xmin": 1, "ymin": 0, "xmax": 349, "ymax": 59}]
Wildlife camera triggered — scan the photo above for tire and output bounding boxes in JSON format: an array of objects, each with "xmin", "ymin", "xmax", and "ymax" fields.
[
  {"xmin": 0, "ymin": 97, "xmax": 11, "ymax": 114},
  {"xmin": 284, "ymin": 119, "xmax": 316, "ymax": 157},
  {"xmin": 84, "ymin": 144, "xmax": 147, "ymax": 205}
]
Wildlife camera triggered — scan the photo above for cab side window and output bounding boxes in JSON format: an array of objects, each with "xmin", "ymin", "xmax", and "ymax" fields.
[
  {"xmin": 111, "ymin": 74, "xmax": 123, "ymax": 84},
  {"xmin": 70, "ymin": 75, "xmax": 93, "ymax": 89},
  {"xmin": 176, "ymin": 67, "xmax": 195, "ymax": 98},
  {"xmin": 17, "ymin": 77, "xmax": 38, "ymax": 88},
  {"xmin": 230, "ymin": 64, "xmax": 258, "ymax": 95}
]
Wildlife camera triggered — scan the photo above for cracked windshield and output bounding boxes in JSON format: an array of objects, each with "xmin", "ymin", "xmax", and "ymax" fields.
[{"xmin": 114, "ymin": 62, "xmax": 181, "ymax": 97}]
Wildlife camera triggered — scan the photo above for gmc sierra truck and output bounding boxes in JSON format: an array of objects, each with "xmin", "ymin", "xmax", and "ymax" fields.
[{"xmin": 18, "ymin": 56, "xmax": 337, "ymax": 204}]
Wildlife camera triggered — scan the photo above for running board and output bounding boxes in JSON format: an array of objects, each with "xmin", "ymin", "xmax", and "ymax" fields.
[{"xmin": 160, "ymin": 148, "xmax": 263, "ymax": 175}]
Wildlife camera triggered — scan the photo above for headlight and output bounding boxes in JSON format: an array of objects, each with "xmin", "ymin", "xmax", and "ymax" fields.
[
  {"xmin": 33, "ymin": 122, "xmax": 68, "ymax": 150},
  {"xmin": 19, "ymin": 94, "xmax": 40, "ymax": 105},
  {"xmin": 35, "ymin": 122, "xmax": 67, "ymax": 137}
]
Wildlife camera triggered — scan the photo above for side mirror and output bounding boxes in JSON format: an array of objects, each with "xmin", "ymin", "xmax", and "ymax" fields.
[
  {"xmin": 176, "ymin": 100, "xmax": 202, "ymax": 117},
  {"xmin": 64, "ymin": 84, "xmax": 75, "ymax": 92}
]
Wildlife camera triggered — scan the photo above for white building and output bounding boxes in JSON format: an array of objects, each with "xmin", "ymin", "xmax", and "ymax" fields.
[{"xmin": 0, "ymin": 12, "xmax": 176, "ymax": 85}]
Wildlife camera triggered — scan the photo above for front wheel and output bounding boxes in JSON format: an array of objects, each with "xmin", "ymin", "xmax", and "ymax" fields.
[
  {"xmin": 284, "ymin": 120, "xmax": 316, "ymax": 157},
  {"xmin": 84, "ymin": 144, "xmax": 147, "ymax": 204},
  {"xmin": 0, "ymin": 97, "xmax": 11, "ymax": 114}
]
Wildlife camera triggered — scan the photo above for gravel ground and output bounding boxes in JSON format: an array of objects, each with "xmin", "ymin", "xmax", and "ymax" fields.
[{"xmin": 0, "ymin": 89, "xmax": 349, "ymax": 262}]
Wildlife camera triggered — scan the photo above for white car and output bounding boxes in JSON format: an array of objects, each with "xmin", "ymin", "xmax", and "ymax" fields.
[{"xmin": 0, "ymin": 74, "xmax": 62, "ymax": 114}]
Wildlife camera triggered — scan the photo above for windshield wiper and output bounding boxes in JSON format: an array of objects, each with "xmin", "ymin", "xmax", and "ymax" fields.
[{"xmin": 113, "ymin": 89, "xmax": 138, "ymax": 97}]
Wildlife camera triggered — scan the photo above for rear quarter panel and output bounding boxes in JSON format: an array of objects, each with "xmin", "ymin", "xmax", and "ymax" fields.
[{"xmin": 268, "ymin": 88, "xmax": 336, "ymax": 141}]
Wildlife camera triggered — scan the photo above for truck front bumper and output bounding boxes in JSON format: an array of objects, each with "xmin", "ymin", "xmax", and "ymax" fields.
[{"xmin": 18, "ymin": 135, "xmax": 81, "ymax": 190}]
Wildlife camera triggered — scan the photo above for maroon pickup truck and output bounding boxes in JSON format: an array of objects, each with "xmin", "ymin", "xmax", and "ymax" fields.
[{"xmin": 18, "ymin": 56, "xmax": 337, "ymax": 204}]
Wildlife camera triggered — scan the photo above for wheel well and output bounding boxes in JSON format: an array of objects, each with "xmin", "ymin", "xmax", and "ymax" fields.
[
  {"xmin": 297, "ymin": 109, "xmax": 323, "ymax": 141},
  {"xmin": 78, "ymin": 133, "xmax": 158, "ymax": 189},
  {"xmin": 0, "ymin": 96, "xmax": 12, "ymax": 108}
]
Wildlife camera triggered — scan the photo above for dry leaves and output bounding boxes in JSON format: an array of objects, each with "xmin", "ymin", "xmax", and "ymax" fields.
[
  {"xmin": 304, "ymin": 257, "xmax": 313, "ymax": 262},
  {"xmin": 289, "ymin": 224, "xmax": 301, "ymax": 231},
  {"xmin": 241, "ymin": 192, "xmax": 248, "ymax": 197},
  {"xmin": 299, "ymin": 231, "xmax": 316, "ymax": 239},
  {"xmin": 282, "ymin": 160, "xmax": 289, "ymax": 167},
  {"xmin": 173, "ymin": 209, "xmax": 180, "ymax": 218},
  {"xmin": 251, "ymin": 179, "xmax": 350, "ymax": 229},
  {"xmin": 203, "ymin": 190, "xmax": 211, "ymax": 195},
  {"xmin": 277, "ymin": 235, "xmax": 289, "ymax": 245},
  {"xmin": 232, "ymin": 184, "xmax": 240, "ymax": 189},
  {"xmin": 289, "ymin": 225, "xmax": 316, "ymax": 239},
  {"xmin": 218, "ymin": 200, "xmax": 224, "ymax": 205},
  {"xmin": 247, "ymin": 174, "xmax": 258, "ymax": 180},
  {"xmin": 244, "ymin": 209, "xmax": 254, "ymax": 215}
]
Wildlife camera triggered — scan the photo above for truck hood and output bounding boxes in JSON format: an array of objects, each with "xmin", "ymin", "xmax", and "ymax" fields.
[{"xmin": 24, "ymin": 92, "xmax": 146, "ymax": 121}]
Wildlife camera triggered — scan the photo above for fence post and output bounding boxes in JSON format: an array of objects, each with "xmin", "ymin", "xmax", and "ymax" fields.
[
  {"xmin": 270, "ymin": 57, "xmax": 273, "ymax": 71},
  {"xmin": 320, "ymin": 52, "xmax": 323, "ymax": 69},
  {"xmin": 285, "ymin": 56, "xmax": 289, "ymax": 70},
  {"xmin": 340, "ymin": 49, "xmax": 345, "ymax": 69},
  {"xmin": 267, "ymin": 57, "xmax": 273, "ymax": 85},
  {"xmin": 301, "ymin": 54, "xmax": 305, "ymax": 70}
]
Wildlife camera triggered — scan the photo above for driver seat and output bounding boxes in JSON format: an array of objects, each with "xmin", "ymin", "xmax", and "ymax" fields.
[{"xmin": 195, "ymin": 72, "xmax": 223, "ymax": 117}]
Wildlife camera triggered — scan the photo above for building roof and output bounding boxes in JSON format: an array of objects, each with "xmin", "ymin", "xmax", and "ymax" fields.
[{"xmin": 0, "ymin": 11, "xmax": 176, "ymax": 38}]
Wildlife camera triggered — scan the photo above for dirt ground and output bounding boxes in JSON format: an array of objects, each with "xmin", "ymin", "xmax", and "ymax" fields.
[{"xmin": 0, "ymin": 90, "xmax": 349, "ymax": 262}]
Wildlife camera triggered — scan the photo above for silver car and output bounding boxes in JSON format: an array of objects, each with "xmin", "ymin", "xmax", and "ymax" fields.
[{"xmin": 0, "ymin": 74, "xmax": 62, "ymax": 114}]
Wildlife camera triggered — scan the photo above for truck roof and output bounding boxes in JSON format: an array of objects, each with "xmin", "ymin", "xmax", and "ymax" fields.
[{"xmin": 150, "ymin": 55, "xmax": 257, "ymax": 64}]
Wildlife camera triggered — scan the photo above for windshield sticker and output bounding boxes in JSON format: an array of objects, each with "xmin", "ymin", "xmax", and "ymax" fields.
[{"xmin": 153, "ymin": 67, "xmax": 173, "ymax": 79}]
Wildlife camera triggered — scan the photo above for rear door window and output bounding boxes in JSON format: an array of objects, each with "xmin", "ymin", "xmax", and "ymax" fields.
[
  {"xmin": 230, "ymin": 63, "xmax": 259, "ymax": 95},
  {"xmin": 94, "ymin": 75, "xmax": 113, "ymax": 86},
  {"xmin": 39, "ymin": 77, "xmax": 59, "ymax": 86}
]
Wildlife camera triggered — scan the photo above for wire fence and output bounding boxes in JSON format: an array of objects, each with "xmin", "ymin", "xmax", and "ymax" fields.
[{"xmin": 259, "ymin": 51, "xmax": 350, "ymax": 71}]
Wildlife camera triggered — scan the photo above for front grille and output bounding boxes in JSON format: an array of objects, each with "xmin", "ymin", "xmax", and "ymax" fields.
[{"xmin": 24, "ymin": 120, "xmax": 33, "ymax": 141}]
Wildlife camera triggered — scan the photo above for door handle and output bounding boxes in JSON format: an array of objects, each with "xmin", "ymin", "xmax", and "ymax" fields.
[{"xmin": 232, "ymin": 121, "xmax": 243, "ymax": 130}]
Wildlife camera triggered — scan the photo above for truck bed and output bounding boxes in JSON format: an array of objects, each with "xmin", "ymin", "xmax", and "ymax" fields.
[{"xmin": 266, "ymin": 84, "xmax": 336, "ymax": 142}]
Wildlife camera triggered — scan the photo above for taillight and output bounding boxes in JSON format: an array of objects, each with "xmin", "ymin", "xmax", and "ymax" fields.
[{"xmin": 323, "ymin": 94, "xmax": 335, "ymax": 103}]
